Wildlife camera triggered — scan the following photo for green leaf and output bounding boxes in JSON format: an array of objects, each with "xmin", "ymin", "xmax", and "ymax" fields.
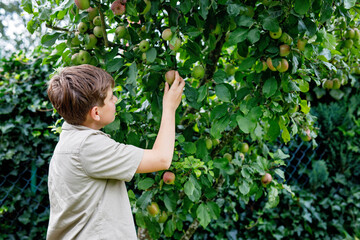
[
  {"xmin": 126, "ymin": 62, "xmax": 138, "ymax": 86},
  {"xmin": 184, "ymin": 180, "xmax": 195, "ymax": 197},
  {"xmin": 197, "ymin": 85, "xmax": 208, "ymax": 103},
  {"xmin": 300, "ymin": 99, "xmax": 310, "ymax": 114},
  {"xmin": 237, "ymin": 115, "xmax": 256, "ymax": 134},
  {"xmin": 215, "ymin": 84, "xmax": 232, "ymax": 102},
  {"xmin": 146, "ymin": 48, "xmax": 157, "ymax": 63},
  {"xmin": 210, "ymin": 104, "xmax": 229, "ymax": 121},
  {"xmin": 182, "ymin": 142, "xmax": 197, "ymax": 154},
  {"xmin": 239, "ymin": 181, "xmax": 250, "ymax": 195},
  {"xmin": 238, "ymin": 57, "xmax": 256, "ymax": 71},
  {"xmin": 207, "ymin": 202, "xmax": 220, "ymax": 219},
  {"xmin": 297, "ymin": 79, "xmax": 309, "ymax": 93},
  {"xmin": 196, "ymin": 203, "xmax": 211, "ymax": 228},
  {"xmin": 294, "ymin": 0, "xmax": 310, "ymax": 15},
  {"xmin": 210, "ymin": 115, "xmax": 230, "ymax": 139},
  {"xmin": 228, "ymin": 28, "xmax": 249, "ymax": 46},
  {"xmin": 344, "ymin": 0, "xmax": 356, "ymax": 9},
  {"xmin": 237, "ymin": 15, "xmax": 254, "ymax": 27},
  {"xmin": 138, "ymin": 178, "xmax": 155, "ymax": 190},
  {"xmin": 262, "ymin": 77, "xmax": 278, "ymax": 98},
  {"xmin": 199, "ymin": 0, "xmax": 209, "ymax": 19},
  {"xmin": 227, "ymin": 4, "xmax": 241, "ymax": 16},
  {"xmin": 41, "ymin": 33, "xmax": 61, "ymax": 47},
  {"xmin": 164, "ymin": 192, "xmax": 177, "ymax": 212},
  {"xmin": 247, "ymin": 28, "xmax": 260, "ymax": 44},
  {"xmin": 275, "ymin": 169, "xmax": 285, "ymax": 180},
  {"xmin": 164, "ymin": 220, "xmax": 176, "ymax": 237},
  {"xmin": 281, "ymin": 127, "xmax": 290, "ymax": 143},
  {"xmin": 213, "ymin": 70, "xmax": 227, "ymax": 84},
  {"xmin": 21, "ymin": 0, "xmax": 33, "ymax": 13},
  {"xmin": 106, "ymin": 58, "xmax": 124, "ymax": 72},
  {"xmin": 262, "ymin": 17, "xmax": 279, "ymax": 32}
]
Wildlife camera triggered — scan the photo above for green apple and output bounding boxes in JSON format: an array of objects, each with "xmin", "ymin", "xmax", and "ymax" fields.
[
  {"xmin": 158, "ymin": 211, "xmax": 168, "ymax": 223},
  {"xmin": 93, "ymin": 26, "xmax": 103, "ymax": 38},
  {"xmin": 192, "ymin": 65, "xmax": 205, "ymax": 79},
  {"xmin": 71, "ymin": 53, "xmax": 80, "ymax": 65},
  {"xmin": 224, "ymin": 153, "xmax": 232, "ymax": 162},
  {"xmin": 87, "ymin": 7, "xmax": 98, "ymax": 21},
  {"xmin": 71, "ymin": 32, "xmax": 82, "ymax": 46},
  {"xmin": 332, "ymin": 78, "xmax": 341, "ymax": 89},
  {"xmin": 78, "ymin": 22, "xmax": 88, "ymax": 33},
  {"xmin": 111, "ymin": 0, "xmax": 126, "ymax": 15},
  {"xmin": 85, "ymin": 34, "xmax": 97, "ymax": 49},
  {"xmin": 279, "ymin": 32, "xmax": 292, "ymax": 44},
  {"xmin": 139, "ymin": 40, "xmax": 150, "ymax": 52},
  {"xmin": 93, "ymin": 16, "xmax": 102, "ymax": 26},
  {"xmin": 205, "ymin": 138, "xmax": 212, "ymax": 150},
  {"xmin": 276, "ymin": 58, "xmax": 289, "ymax": 72},
  {"xmin": 169, "ymin": 38, "xmax": 181, "ymax": 51},
  {"xmin": 78, "ymin": 50, "xmax": 91, "ymax": 64},
  {"xmin": 75, "ymin": 0, "xmax": 90, "ymax": 10},
  {"xmin": 162, "ymin": 28, "xmax": 173, "ymax": 41},
  {"xmin": 269, "ymin": 27, "xmax": 282, "ymax": 39},
  {"xmin": 297, "ymin": 38, "xmax": 307, "ymax": 51},
  {"xmin": 115, "ymin": 26, "xmax": 127, "ymax": 39},
  {"xmin": 344, "ymin": 39, "xmax": 353, "ymax": 49},
  {"xmin": 279, "ymin": 44, "xmax": 290, "ymax": 57},
  {"xmin": 353, "ymin": 28, "xmax": 360, "ymax": 41},
  {"xmin": 322, "ymin": 79, "xmax": 333, "ymax": 89},
  {"xmin": 212, "ymin": 139, "xmax": 220, "ymax": 147},
  {"xmin": 165, "ymin": 70, "xmax": 176, "ymax": 85},
  {"xmin": 239, "ymin": 142, "xmax": 249, "ymax": 153},
  {"xmin": 261, "ymin": 173, "xmax": 272, "ymax": 186},
  {"xmin": 239, "ymin": 152, "xmax": 245, "ymax": 161},
  {"xmin": 163, "ymin": 171, "xmax": 175, "ymax": 184},
  {"xmin": 225, "ymin": 64, "xmax": 236, "ymax": 76},
  {"xmin": 344, "ymin": 29, "xmax": 355, "ymax": 39},
  {"xmin": 266, "ymin": 57, "xmax": 277, "ymax": 71},
  {"xmin": 147, "ymin": 202, "xmax": 160, "ymax": 217}
]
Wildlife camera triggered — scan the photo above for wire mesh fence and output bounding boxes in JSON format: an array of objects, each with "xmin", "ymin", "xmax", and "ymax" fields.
[{"xmin": 0, "ymin": 136, "xmax": 325, "ymax": 237}]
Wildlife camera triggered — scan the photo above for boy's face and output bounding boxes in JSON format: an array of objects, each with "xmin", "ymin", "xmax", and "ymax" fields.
[{"xmin": 98, "ymin": 87, "xmax": 118, "ymax": 127}]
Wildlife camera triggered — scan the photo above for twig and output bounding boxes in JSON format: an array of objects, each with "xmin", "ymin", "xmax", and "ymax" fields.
[{"xmin": 45, "ymin": 23, "xmax": 70, "ymax": 32}]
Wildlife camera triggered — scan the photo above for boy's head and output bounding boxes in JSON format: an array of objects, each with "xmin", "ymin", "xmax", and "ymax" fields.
[{"xmin": 47, "ymin": 64, "xmax": 115, "ymax": 125}]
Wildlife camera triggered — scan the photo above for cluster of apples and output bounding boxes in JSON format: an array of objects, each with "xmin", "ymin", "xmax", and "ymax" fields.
[
  {"xmin": 264, "ymin": 27, "xmax": 293, "ymax": 73},
  {"xmin": 322, "ymin": 78, "xmax": 342, "ymax": 90},
  {"xmin": 343, "ymin": 27, "xmax": 360, "ymax": 49}
]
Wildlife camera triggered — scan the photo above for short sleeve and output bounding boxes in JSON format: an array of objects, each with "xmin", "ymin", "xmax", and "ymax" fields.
[{"xmin": 79, "ymin": 132, "xmax": 144, "ymax": 181}]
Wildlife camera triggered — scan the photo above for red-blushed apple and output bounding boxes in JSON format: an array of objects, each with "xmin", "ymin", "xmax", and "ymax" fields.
[
  {"xmin": 87, "ymin": 7, "xmax": 98, "ymax": 21},
  {"xmin": 75, "ymin": 0, "xmax": 90, "ymax": 10},
  {"xmin": 300, "ymin": 129, "xmax": 312, "ymax": 142},
  {"xmin": 261, "ymin": 173, "xmax": 272, "ymax": 185},
  {"xmin": 279, "ymin": 44, "xmax": 290, "ymax": 57},
  {"xmin": 147, "ymin": 202, "xmax": 160, "ymax": 217},
  {"xmin": 165, "ymin": 70, "xmax": 176, "ymax": 85},
  {"xmin": 277, "ymin": 58, "xmax": 289, "ymax": 72},
  {"xmin": 297, "ymin": 38, "xmax": 307, "ymax": 51},
  {"xmin": 111, "ymin": 0, "xmax": 126, "ymax": 15},
  {"xmin": 163, "ymin": 171, "xmax": 175, "ymax": 185},
  {"xmin": 266, "ymin": 57, "xmax": 277, "ymax": 71},
  {"xmin": 262, "ymin": 60, "xmax": 268, "ymax": 71},
  {"xmin": 162, "ymin": 28, "xmax": 173, "ymax": 41},
  {"xmin": 169, "ymin": 38, "xmax": 181, "ymax": 51}
]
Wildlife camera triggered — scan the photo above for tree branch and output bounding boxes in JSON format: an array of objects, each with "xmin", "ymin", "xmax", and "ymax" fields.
[
  {"xmin": 45, "ymin": 23, "xmax": 70, "ymax": 32},
  {"xmin": 180, "ymin": 219, "xmax": 200, "ymax": 240},
  {"xmin": 137, "ymin": 227, "xmax": 152, "ymax": 240},
  {"xmin": 97, "ymin": 2, "xmax": 109, "ymax": 48}
]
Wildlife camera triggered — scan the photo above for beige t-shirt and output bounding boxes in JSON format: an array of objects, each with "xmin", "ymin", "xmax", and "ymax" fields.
[{"xmin": 47, "ymin": 122, "xmax": 144, "ymax": 240}]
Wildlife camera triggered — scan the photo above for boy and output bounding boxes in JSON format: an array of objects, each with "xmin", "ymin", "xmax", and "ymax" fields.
[{"xmin": 46, "ymin": 64, "xmax": 185, "ymax": 239}]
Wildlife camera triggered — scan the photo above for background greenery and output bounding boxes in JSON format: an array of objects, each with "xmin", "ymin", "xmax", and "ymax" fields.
[{"xmin": 1, "ymin": 0, "xmax": 360, "ymax": 239}]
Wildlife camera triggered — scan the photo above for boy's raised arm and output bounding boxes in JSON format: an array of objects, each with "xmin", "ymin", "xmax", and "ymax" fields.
[{"xmin": 136, "ymin": 71, "xmax": 185, "ymax": 173}]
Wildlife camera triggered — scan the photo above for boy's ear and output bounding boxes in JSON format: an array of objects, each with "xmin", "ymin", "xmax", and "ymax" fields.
[{"xmin": 89, "ymin": 106, "xmax": 101, "ymax": 121}]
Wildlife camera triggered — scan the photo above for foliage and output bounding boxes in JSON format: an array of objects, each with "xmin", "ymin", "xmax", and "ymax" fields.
[
  {"xmin": 23, "ymin": 0, "xmax": 360, "ymax": 238},
  {"xmin": 0, "ymin": 49, "xmax": 58, "ymax": 239}
]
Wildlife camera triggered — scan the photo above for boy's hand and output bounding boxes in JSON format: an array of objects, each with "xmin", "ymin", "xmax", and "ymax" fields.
[{"xmin": 163, "ymin": 71, "xmax": 185, "ymax": 112}]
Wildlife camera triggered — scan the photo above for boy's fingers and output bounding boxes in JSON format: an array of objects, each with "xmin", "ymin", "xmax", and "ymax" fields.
[{"xmin": 164, "ymin": 82, "xmax": 170, "ymax": 93}]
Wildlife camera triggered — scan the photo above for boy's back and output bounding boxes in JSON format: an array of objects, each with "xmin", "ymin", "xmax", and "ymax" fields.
[{"xmin": 47, "ymin": 122, "xmax": 143, "ymax": 239}]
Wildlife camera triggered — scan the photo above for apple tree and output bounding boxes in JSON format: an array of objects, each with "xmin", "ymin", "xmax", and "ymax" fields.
[{"xmin": 24, "ymin": 0, "xmax": 360, "ymax": 239}]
